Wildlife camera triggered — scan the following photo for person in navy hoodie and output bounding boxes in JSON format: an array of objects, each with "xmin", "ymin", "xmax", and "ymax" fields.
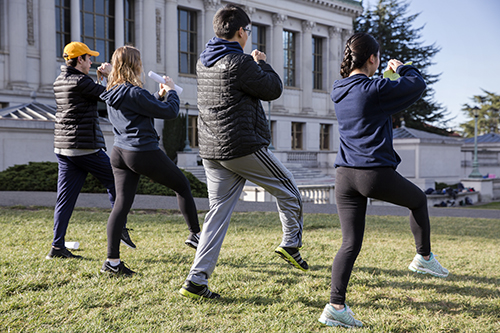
[
  {"xmin": 318, "ymin": 32, "xmax": 449, "ymax": 328},
  {"xmin": 99, "ymin": 46, "xmax": 201, "ymax": 275}
]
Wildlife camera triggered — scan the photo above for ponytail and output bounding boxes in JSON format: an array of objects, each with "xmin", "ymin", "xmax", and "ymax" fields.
[{"xmin": 340, "ymin": 32, "xmax": 379, "ymax": 78}]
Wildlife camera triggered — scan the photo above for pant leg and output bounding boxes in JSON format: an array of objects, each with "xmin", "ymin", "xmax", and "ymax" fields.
[
  {"xmin": 330, "ymin": 167, "xmax": 368, "ymax": 305},
  {"xmin": 353, "ymin": 167, "xmax": 431, "ymax": 256},
  {"xmin": 106, "ymin": 147, "xmax": 141, "ymax": 259},
  {"xmin": 116, "ymin": 149, "xmax": 200, "ymax": 234},
  {"xmin": 187, "ymin": 159, "xmax": 246, "ymax": 286},
  {"xmin": 71, "ymin": 150, "xmax": 116, "ymax": 208},
  {"xmin": 219, "ymin": 148, "xmax": 303, "ymax": 248},
  {"xmin": 52, "ymin": 154, "xmax": 88, "ymax": 248}
]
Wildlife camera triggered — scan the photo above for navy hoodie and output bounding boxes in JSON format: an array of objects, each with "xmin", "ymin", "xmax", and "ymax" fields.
[
  {"xmin": 200, "ymin": 37, "xmax": 244, "ymax": 67},
  {"xmin": 100, "ymin": 83, "xmax": 179, "ymax": 151},
  {"xmin": 331, "ymin": 65, "xmax": 426, "ymax": 168}
]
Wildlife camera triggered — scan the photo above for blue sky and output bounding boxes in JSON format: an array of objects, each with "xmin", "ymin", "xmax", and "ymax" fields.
[{"xmin": 364, "ymin": 0, "xmax": 500, "ymax": 131}]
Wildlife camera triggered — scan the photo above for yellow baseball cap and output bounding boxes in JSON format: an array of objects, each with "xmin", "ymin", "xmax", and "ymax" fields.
[{"xmin": 63, "ymin": 42, "xmax": 99, "ymax": 60}]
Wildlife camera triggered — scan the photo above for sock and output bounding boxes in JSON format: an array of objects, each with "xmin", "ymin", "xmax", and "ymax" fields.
[{"xmin": 107, "ymin": 259, "xmax": 121, "ymax": 267}]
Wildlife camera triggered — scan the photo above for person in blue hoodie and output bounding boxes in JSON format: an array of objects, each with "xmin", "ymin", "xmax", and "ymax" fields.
[
  {"xmin": 98, "ymin": 45, "xmax": 201, "ymax": 275},
  {"xmin": 318, "ymin": 33, "xmax": 449, "ymax": 328},
  {"xmin": 179, "ymin": 4, "xmax": 308, "ymax": 300}
]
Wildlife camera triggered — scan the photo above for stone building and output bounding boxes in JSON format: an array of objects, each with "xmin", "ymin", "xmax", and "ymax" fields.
[{"xmin": 0, "ymin": 0, "xmax": 362, "ymax": 178}]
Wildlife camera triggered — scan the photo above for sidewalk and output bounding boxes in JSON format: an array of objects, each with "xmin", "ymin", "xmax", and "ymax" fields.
[{"xmin": 1, "ymin": 191, "xmax": 498, "ymax": 219}]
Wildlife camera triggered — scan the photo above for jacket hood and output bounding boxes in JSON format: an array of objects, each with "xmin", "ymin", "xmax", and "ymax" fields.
[
  {"xmin": 200, "ymin": 37, "xmax": 243, "ymax": 67},
  {"xmin": 99, "ymin": 83, "xmax": 133, "ymax": 109},
  {"xmin": 330, "ymin": 74, "xmax": 369, "ymax": 104}
]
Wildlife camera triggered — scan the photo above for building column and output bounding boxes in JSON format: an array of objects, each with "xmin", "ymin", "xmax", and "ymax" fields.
[
  {"xmin": 39, "ymin": 0, "xmax": 57, "ymax": 93},
  {"xmin": 164, "ymin": 0, "xmax": 178, "ymax": 81},
  {"xmin": 7, "ymin": 0, "xmax": 29, "ymax": 89},
  {"xmin": 243, "ymin": 6, "xmax": 255, "ymax": 54},
  {"xmin": 204, "ymin": 0, "xmax": 220, "ymax": 43},
  {"xmin": 142, "ymin": 0, "xmax": 156, "ymax": 91},
  {"xmin": 70, "ymin": 0, "xmax": 80, "ymax": 41},
  {"xmin": 328, "ymin": 26, "xmax": 342, "ymax": 84},
  {"xmin": 301, "ymin": 20, "xmax": 315, "ymax": 114},
  {"xmin": 115, "ymin": 0, "xmax": 125, "ymax": 48},
  {"xmin": 271, "ymin": 13, "xmax": 287, "ymax": 112}
]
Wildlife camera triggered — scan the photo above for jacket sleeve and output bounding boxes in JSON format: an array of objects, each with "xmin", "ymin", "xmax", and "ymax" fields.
[
  {"xmin": 78, "ymin": 75, "xmax": 106, "ymax": 102},
  {"xmin": 129, "ymin": 87, "xmax": 180, "ymax": 120},
  {"xmin": 377, "ymin": 65, "xmax": 426, "ymax": 115},
  {"xmin": 238, "ymin": 58, "xmax": 283, "ymax": 101}
]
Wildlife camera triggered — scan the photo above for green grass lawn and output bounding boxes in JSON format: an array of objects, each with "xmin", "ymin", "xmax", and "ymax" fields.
[
  {"xmin": 1, "ymin": 207, "xmax": 499, "ymax": 332},
  {"xmin": 468, "ymin": 201, "xmax": 500, "ymax": 210}
]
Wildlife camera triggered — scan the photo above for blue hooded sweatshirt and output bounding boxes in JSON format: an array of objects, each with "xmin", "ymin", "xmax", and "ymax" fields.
[
  {"xmin": 331, "ymin": 65, "xmax": 426, "ymax": 169},
  {"xmin": 200, "ymin": 37, "xmax": 244, "ymax": 67},
  {"xmin": 100, "ymin": 83, "xmax": 179, "ymax": 151}
]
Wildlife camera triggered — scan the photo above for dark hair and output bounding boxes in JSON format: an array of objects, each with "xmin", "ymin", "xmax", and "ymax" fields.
[
  {"xmin": 340, "ymin": 32, "xmax": 379, "ymax": 78},
  {"xmin": 65, "ymin": 53, "xmax": 88, "ymax": 67},
  {"xmin": 213, "ymin": 4, "xmax": 251, "ymax": 39}
]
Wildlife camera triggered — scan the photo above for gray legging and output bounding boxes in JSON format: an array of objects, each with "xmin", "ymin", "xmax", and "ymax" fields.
[
  {"xmin": 107, "ymin": 146, "xmax": 200, "ymax": 259},
  {"xmin": 330, "ymin": 166, "xmax": 431, "ymax": 305}
]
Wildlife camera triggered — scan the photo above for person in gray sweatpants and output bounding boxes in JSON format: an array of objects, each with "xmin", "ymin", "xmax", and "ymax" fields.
[{"xmin": 179, "ymin": 4, "xmax": 308, "ymax": 300}]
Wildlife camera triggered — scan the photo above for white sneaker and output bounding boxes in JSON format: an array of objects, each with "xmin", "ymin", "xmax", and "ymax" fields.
[
  {"xmin": 409, "ymin": 253, "xmax": 449, "ymax": 278},
  {"xmin": 318, "ymin": 304, "xmax": 363, "ymax": 328}
]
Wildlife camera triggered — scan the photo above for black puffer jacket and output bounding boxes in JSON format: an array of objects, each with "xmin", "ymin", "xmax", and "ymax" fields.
[
  {"xmin": 53, "ymin": 65, "xmax": 106, "ymax": 149},
  {"xmin": 197, "ymin": 53, "xmax": 282, "ymax": 160}
]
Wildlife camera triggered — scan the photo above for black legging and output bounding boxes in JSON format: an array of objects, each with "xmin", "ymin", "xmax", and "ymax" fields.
[
  {"xmin": 107, "ymin": 146, "xmax": 201, "ymax": 258},
  {"xmin": 330, "ymin": 166, "xmax": 431, "ymax": 305}
]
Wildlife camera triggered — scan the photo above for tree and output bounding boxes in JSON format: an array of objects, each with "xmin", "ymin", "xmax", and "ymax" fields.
[
  {"xmin": 354, "ymin": 0, "xmax": 449, "ymax": 133},
  {"xmin": 460, "ymin": 90, "xmax": 500, "ymax": 138}
]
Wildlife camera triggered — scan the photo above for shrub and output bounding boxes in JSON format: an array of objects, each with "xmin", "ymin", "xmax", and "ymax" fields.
[{"xmin": 0, "ymin": 161, "xmax": 207, "ymax": 198}]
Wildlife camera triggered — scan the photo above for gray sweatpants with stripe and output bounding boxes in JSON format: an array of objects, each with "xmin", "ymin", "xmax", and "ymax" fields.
[{"xmin": 187, "ymin": 147, "xmax": 303, "ymax": 286}]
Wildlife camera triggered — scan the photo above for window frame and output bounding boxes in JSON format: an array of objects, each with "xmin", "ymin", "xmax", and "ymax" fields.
[
  {"xmin": 178, "ymin": 8, "xmax": 198, "ymax": 75},
  {"xmin": 251, "ymin": 24, "xmax": 266, "ymax": 54},
  {"xmin": 319, "ymin": 123, "xmax": 330, "ymax": 151},
  {"xmin": 312, "ymin": 36, "xmax": 323, "ymax": 90},
  {"xmin": 291, "ymin": 122, "xmax": 304, "ymax": 150},
  {"xmin": 80, "ymin": 0, "xmax": 115, "ymax": 64},
  {"xmin": 283, "ymin": 30, "xmax": 296, "ymax": 87},
  {"xmin": 55, "ymin": 0, "xmax": 71, "ymax": 58}
]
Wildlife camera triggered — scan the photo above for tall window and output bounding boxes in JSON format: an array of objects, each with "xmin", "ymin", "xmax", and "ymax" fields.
[
  {"xmin": 252, "ymin": 24, "xmax": 266, "ymax": 53},
  {"xmin": 283, "ymin": 30, "xmax": 296, "ymax": 87},
  {"xmin": 292, "ymin": 122, "xmax": 303, "ymax": 150},
  {"xmin": 188, "ymin": 115, "xmax": 199, "ymax": 148},
  {"xmin": 124, "ymin": 0, "xmax": 135, "ymax": 45},
  {"xmin": 320, "ymin": 124, "xmax": 330, "ymax": 150},
  {"xmin": 313, "ymin": 37, "xmax": 323, "ymax": 90},
  {"xmin": 81, "ymin": 0, "xmax": 115, "ymax": 63},
  {"xmin": 55, "ymin": 0, "xmax": 71, "ymax": 57},
  {"xmin": 178, "ymin": 8, "xmax": 197, "ymax": 74}
]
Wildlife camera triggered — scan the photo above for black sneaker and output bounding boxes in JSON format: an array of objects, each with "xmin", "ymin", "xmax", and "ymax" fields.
[
  {"xmin": 121, "ymin": 228, "xmax": 136, "ymax": 249},
  {"xmin": 179, "ymin": 280, "xmax": 220, "ymax": 299},
  {"xmin": 100, "ymin": 260, "xmax": 135, "ymax": 276},
  {"xmin": 45, "ymin": 247, "xmax": 82, "ymax": 259},
  {"xmin": 275, "ymin": 246, "xmax": 309, "ymax": 271},
  {"xmin": 185, "ymin": 233, "xmax": 200, "ymax": 250}
]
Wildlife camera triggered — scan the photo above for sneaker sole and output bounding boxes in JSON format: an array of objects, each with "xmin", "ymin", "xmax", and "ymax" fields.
[
  {"xmin": 184, "ymin": 241, "xmax": 197, "ymax": 250},
  {"xmin": 121, "ymin": 239, "xmax": 136, "ymax": 249},
  {"xmin": 274, "ymin": 247, "xmax": 309, "ymax": 272},
  {"xmin": 408, "ymin": 264, "xmax": 448, "ymax": 278},
  {"xmin": 318, "ymin": 316, "xmax": 355, "ymax": 328},
  {"xmin": 179, "ymin": 287, "xmax": 202, "ymax": 300}
]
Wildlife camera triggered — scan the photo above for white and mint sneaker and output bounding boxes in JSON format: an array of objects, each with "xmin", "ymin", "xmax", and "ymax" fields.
[
  {"xmin": 409, "ymin": 253, "xmax": 449, "ymax": 278},
  {"xmin": 318, "ymin": 304, "xmax": 363, "ymax": 328}
]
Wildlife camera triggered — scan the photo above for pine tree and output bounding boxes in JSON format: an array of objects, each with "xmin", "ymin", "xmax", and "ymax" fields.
[
  {"xmin": 460, "ymin": 90, "xmax": 500, "ymax": 137},
  {"xmin": 354, "ymin": 0, "xmax": 448, "ymax": 133}
]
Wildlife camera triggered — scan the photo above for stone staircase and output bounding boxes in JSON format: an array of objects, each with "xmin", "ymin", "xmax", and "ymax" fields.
[{"xmin": 181, "ymin": 162, "xmax": 335, "ymax": 186}]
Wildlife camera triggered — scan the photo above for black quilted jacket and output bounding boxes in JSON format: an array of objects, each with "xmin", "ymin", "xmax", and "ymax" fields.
[
  {"xmin": 53, "ymin": 65, "xmax": 106, "ymax": 150},
  {"xmin": 197, "ymin": 53, "xmax": 283, "ymax": 160}
]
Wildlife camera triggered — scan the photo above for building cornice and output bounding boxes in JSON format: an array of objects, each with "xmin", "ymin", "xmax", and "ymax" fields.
[{"xmin": 293, "ymin": 0, "xmax": 363, "ymax": 16}]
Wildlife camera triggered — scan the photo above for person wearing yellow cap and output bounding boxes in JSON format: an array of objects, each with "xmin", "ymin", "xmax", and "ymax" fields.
[{"xmin": 46, "ymin": 41, "xmax": 136, "ymax": 259}]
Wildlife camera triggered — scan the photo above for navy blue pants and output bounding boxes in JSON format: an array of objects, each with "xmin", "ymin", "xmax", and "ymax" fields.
[{"xmin": 52, "ymin": 150, "xmax": 116, "ymax": 248}]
